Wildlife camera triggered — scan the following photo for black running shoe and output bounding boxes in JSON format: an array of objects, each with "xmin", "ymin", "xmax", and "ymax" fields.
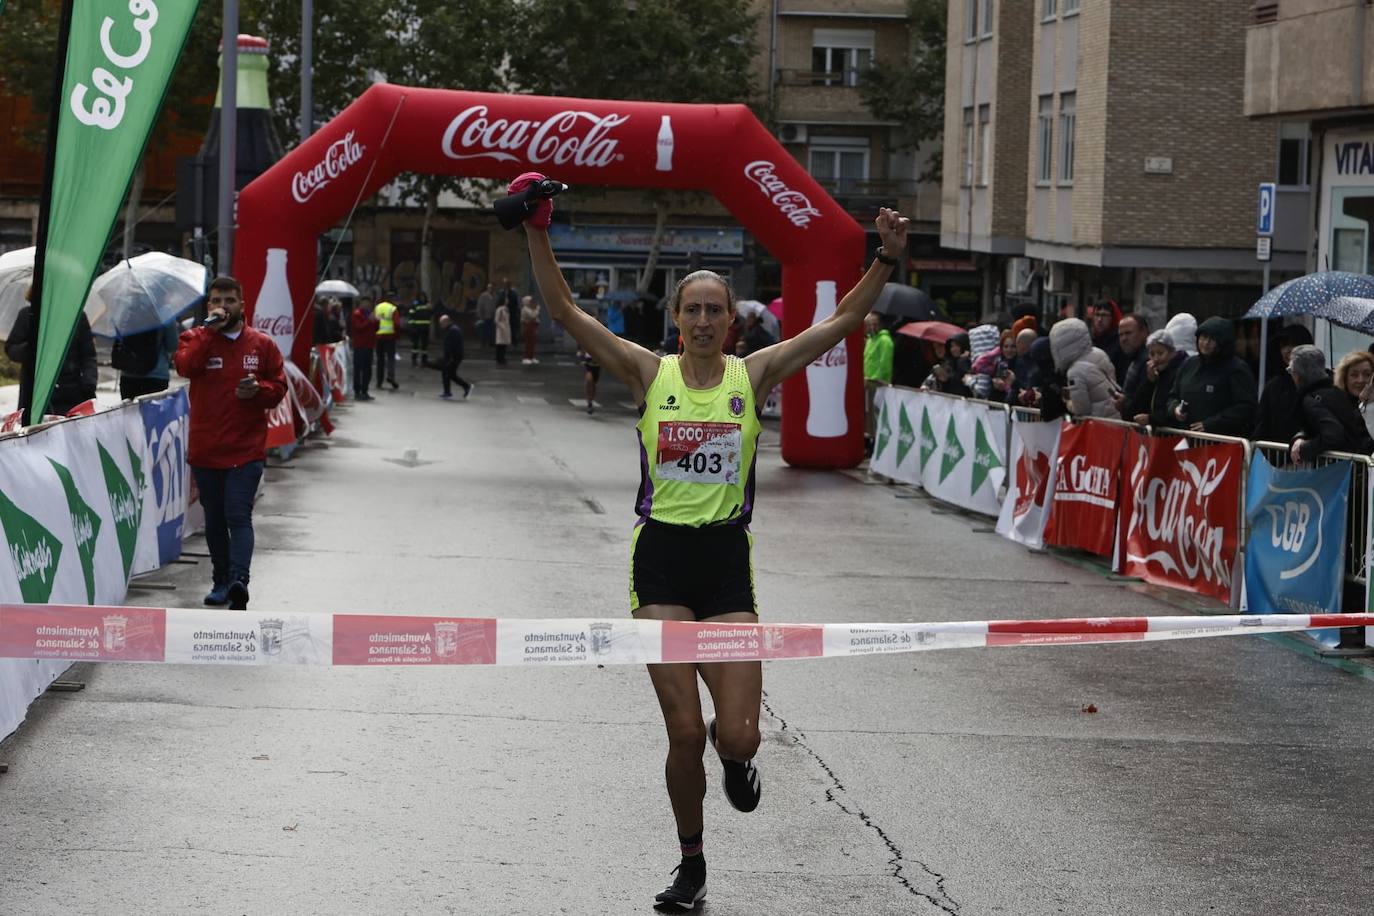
[
  {"xmin": 653, "ymin": 859, "xmax": 706, "ymax": 911},
  {"xmin": 708, "ymin": 717, "xmax": 761, "ymax": 812}
]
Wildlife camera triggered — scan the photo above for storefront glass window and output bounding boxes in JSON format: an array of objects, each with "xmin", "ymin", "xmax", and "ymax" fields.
[{"xmin": 1331, "ymin": 188, "xmax": 1374, "ymax": 274}]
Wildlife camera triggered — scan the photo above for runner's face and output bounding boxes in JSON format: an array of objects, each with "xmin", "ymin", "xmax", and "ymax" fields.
[{"xmin": 675, "ymin": 280, "xmax": 732, "ymax": 355}]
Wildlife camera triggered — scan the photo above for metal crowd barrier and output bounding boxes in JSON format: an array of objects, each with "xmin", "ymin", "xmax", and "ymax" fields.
[{"xmin": 878, "ymin": 385, "xmax": 1372, "ymax": 623}]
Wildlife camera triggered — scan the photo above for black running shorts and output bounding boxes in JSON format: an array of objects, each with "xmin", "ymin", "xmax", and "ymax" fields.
[{"xmin": 630, "ymin": 520, "xmax": 756, "ymax": 620}]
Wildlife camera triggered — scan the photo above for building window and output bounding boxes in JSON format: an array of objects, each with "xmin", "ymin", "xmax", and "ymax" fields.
[
  {"xmin": 1043, "ymin": 0, "xmax": 1057, "ymax": 21},
  {"xmin": 809, "ymin": 138, "xmax": 869, "ymax": 193},
  {"xmin": 981, "ymin": 0, "xmax": 995, "ymax": 37},
  {"xmin": 1064, "ymin": 0, "xmax": 1080, "ymax": 12},
  {"xmin": 966, "ymin": 0, "xmax": 979, "ymax": 41},
  {"xmin": 811, "ymin": 28, "xmax": 875, "ymax": 87},
  {"xmin": 962, "ymin": 108, "xmax": 975, "ymax": 187},
  {"xmin": 1058, "ymin": 92, "xmax": 1076, "ymax": 184},
  {"xmin": 977, "ymin": 105, "xmax": 991, "ymax": 186},
  {"xmin": 1277, "ymin": 121, "xmax": 1311, "ymax": 188},
  {"xmin": 1037, "ymin": 96, "xmax": 1054, "ymax": 184}
]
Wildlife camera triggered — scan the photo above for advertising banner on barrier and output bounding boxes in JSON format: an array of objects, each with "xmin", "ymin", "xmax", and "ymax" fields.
[
  {"xmin": 1044, "ymin": 420, "xmax": 1126, "ymax": 557},
  {"xmin": 138, "ymin": 391, "xmax": 190, "ymax": 570},
  {"xmin": 1244, "ymin": 454, "xmax": 1349, "ymax": 615},
  {"xmin": 870, "ymin": 388, "xmax": 907, "ymax": 480},
  {"xmin": 996, "ymin": 415, "xmax": 1062, "ymax": 549},
  {"xmin": 1118, "ymin": 431, "xmax": 1244, "ymax": 603},
  {"xmin": 317, "ymin": 343, "xmax": 349, "ymax": 403},
  {"xmin": 917, "ymin": 394, "xmax": 1007, "ymax": 517}
]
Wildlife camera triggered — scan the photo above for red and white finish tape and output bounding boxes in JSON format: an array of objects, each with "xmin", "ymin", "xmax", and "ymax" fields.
[{"xmin": 1, "ymin": 604, "xmax": 1368, "ymax": 667}]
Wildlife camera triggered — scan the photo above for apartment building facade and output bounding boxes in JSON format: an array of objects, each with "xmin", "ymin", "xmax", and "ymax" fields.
[{"xmin": 944, "ymin": 0, "xmax": 1305, "ymax": 331}]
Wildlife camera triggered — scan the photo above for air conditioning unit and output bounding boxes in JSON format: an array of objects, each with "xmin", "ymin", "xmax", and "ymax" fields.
[
  {"xmin": 777, "ymin": 124, "xmax": 808, "ymax": 144},
  {"xmin": 1043, "ymin": 262, "xmax": 1067, "ymax": 292},
  {"xmin": 1006, "ymin": 257, "xmax": 1033, "ymax": 294}
]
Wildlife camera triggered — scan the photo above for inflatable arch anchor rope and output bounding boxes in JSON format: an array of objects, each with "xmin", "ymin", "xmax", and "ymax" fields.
[{"xmin": 234, "ymin": 84, "xmax": 867, "ymax": 468}]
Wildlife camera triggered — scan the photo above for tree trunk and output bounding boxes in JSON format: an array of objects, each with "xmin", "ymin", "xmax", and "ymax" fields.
[
  {"xmin": 419, "ymin": 183, "xmax": 439, "ymax": 298},
  {"xmin": 637, "ymin": 197, "xmax": 669, "ymax": 294},
  {"xmin": 122, "ymin": 159, "xmax": 147, "ymax": 259}
]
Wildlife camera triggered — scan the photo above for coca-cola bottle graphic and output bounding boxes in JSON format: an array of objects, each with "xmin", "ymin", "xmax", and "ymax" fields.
[
  {"xmin": 805, "ymin": 280, "xmax": 847, "ymax": 438},
  {"xmin": 254, "ymin": 248, "xmax": 296, "ymax": 357},
  {"xmin": 655, "ymin": 115, "xmax": 674, "ymax": 172}
]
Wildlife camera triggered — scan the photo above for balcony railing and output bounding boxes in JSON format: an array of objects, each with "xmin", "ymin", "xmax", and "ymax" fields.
[
  {"xmin": 811, "ymin": 177, "xmax": 924, "ymax": 214},
  {"xmin": 775, "ymin": 68, "xmax": 867, "ymax": 89},
  {"xmin": 1249, "ymin": 2, "xmax": 1278, "ymax": 25}
]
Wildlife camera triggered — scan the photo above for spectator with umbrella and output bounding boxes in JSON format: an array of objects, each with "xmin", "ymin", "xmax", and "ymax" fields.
[
  {"xmin": 5, "ymin": 284, "xmax": 97, "ymax": 416},
  {"xmin": 1252, "ymin": 326, "xmax": 1313, "ymax": 443}
]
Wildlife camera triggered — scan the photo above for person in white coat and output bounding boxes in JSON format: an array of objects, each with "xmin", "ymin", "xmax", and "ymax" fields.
[{"xmin": 1050, "ymin": 317, "xmax": 1121, "ymax": 419}]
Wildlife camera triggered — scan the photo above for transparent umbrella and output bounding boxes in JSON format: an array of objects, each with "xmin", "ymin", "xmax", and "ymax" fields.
[
  {"xmin": 84, "ymin": 251, "xmax": 209, "ymax": 337},
  {"xmin": 735, "ymin": 299, "xmax": 780, "ymax": 337},
  {"xmin": 0, "ymin": 246, "xmax": 35, "ymax": 339}
]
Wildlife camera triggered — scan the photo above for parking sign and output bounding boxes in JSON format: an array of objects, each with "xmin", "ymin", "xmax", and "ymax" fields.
[{"xmin": 1257, "ymin": 182, "xmax": 1276, "ymax": 236}]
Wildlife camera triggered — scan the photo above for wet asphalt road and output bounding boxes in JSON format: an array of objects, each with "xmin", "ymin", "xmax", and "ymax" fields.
[{"xmin": 2, "ymin": 345, "xmax": 1373, "ymax": 915}]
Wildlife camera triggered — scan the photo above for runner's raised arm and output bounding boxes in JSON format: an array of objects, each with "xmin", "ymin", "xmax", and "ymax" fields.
[
  {"xmin": 520, "ymin": 206, "xmax": 660, "ymax": 403},
  {"xmin": 744, "ymin": 207, "xmax": 909, "ymax": 400}
]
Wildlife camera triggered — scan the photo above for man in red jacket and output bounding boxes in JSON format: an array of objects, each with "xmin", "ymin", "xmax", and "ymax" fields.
[{"xmin": 174, "ymin": 276, "xmax": 288, "ymax": 610}]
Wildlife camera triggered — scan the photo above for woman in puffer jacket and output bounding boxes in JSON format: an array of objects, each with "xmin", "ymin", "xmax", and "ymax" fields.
[{"xmin": 1049, "ymin": 317, "xmax": 1121, "ymax": 419}]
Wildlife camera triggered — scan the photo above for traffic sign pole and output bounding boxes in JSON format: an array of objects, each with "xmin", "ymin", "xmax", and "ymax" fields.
[{"xmin": 1257, "ymin": 183, "xmax": 1276, "ymax": 396}]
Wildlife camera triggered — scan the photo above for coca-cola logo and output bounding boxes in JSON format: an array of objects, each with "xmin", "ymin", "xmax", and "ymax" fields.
[
  {"xmin": 810, "ymin": 345, "xmax": 846, "ymax": 369},
  {"xmin": 292, "ymin": 131, "xmax": 366, "ymax": 203},
  {"xmin": 441, "ymin": 106, "xmax": 627, "ymax": 168},
  {"xmin": 254, "ymin": 315, "xmax": 295, "ymax": 337},
  {"xmin": 1125, "ymin": 445, "xmax": 1232, "ymax": 587},
  {"xmin": 744, "ymin": 160, "xmax": 822, "ymax": 228}
]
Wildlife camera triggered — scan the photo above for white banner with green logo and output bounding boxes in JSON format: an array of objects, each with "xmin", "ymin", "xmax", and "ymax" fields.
[
  {"xmin": 871, "ymin": 388, "xmax": 1009, "ymax": 517},
  {"xmin": 0, "ymin": 394, "xmax": 189, "ymax": 739}
]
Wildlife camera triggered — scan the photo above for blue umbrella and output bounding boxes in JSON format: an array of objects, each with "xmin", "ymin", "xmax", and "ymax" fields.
[
  {"xmin": 1315, "ymin": 296, "xmax": 1374, "ymax": 334},
  {"xmin": 1246, "ymin": 271, "xmax": 1374, "ymax": 320},
  {"xmin": 1245, "ymin": 271, "xmax": 1374, "ymax": 397}
]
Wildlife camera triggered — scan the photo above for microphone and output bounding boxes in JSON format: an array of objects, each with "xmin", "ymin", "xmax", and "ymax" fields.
[{"xmin": 202, "ymin": 312, "xmax": 227, "ymax": 327}]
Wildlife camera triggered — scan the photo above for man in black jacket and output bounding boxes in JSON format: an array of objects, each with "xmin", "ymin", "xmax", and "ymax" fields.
[
  {"xmin": 437, "ymin": 314, "xmax": 472, "ymax": 400},
  {"xmin": 5, "ymin": 286, "xmax": 98, "ymax": 418},
  {"xmin": 1289, "ymin": 345, "xmax": 1374, "ymax": 463}
]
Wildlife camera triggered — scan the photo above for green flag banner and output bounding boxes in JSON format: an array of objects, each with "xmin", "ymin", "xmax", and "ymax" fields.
[{"xmin": 33, "ymin": 0, "xmax": 198, "ymax": 418}]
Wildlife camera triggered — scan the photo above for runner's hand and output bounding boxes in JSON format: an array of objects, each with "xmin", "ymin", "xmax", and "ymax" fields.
[
  {"xmin": 875, "ymin": 207, "xmax": 910, "ymax": 257},
  {"xmin": 508, "ymin": 172, "xmax": 554, "ymax": 229}
]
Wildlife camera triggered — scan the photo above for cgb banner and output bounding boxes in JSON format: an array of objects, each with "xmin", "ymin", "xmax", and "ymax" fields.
[
  {"xmin": 1244, "ymin": 453, "xmax": 1349, "ymax": 615},
  {"xmin": 1044, "ymin": 420, "xmax": 1126, "ymax": 557},
  {"xmin": 32, "ymin": 1, "xmax": 199, "ymax": 419},
  {"xmin": 1118, "ymin": 431, "xmax": 1244, "ymax": 604},
  {"xmin": 995, "ymin": 415, "xmax": 1062, "ymax": 549}
]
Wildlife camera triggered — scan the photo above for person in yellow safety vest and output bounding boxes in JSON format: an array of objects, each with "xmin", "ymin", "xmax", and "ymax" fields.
[
  {"xmin": 408, "ymin": 292, "xmax": 434, "ymax": 366},
  {"xmin": 374, "ymin": 292, "xmax": 401, "ymax": 390}
]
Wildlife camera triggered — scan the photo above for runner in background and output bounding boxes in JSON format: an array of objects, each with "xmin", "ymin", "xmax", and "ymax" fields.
[
  {"xmin": 578, "ymin": 346, "xmax": 600, "ymax": 414},
  {"xmin": 512, "ymin": 170, "xmax": 909, "ymax": 912}
]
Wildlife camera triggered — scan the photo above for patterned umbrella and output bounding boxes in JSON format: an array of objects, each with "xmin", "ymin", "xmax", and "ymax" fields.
[
  {"xmin": 1246, "ymin": 271, "xmax": 1374, "ymax": 323},
  {"xmin": 1322, "ymin": 296, "xmax": 1374, "ymax": 334}
]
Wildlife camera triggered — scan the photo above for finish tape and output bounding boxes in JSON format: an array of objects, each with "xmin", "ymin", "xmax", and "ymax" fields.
[{"xmin": 1, "ymin": 604, "xmax": 1369, "ymax": 668}]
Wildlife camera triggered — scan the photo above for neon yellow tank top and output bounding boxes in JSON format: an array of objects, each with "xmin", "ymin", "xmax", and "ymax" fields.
[{"xmin": 635, "ymin": 355, "xmax": 761, "ymax": 527}]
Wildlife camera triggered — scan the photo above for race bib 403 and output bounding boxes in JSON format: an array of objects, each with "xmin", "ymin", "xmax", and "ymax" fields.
[{"xmin": 656, "ymin": 421, "xmax": 743, "ymax": 484}]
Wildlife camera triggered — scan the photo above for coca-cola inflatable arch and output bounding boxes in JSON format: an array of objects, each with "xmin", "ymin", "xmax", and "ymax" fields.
[{"xmin": 235, "ymin": 85, "xmax": 865, "ymax": 468}]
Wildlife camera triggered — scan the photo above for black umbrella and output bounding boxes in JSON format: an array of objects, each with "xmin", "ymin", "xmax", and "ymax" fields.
[{"xmin": 871, "ymin": 283, "xmax": 943, "ymax": 321}]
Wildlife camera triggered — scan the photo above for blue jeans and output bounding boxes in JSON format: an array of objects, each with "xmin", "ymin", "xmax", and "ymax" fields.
[{"xmin": 193, "ymin": 462, "xmax": 264, "ymax": 588}]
